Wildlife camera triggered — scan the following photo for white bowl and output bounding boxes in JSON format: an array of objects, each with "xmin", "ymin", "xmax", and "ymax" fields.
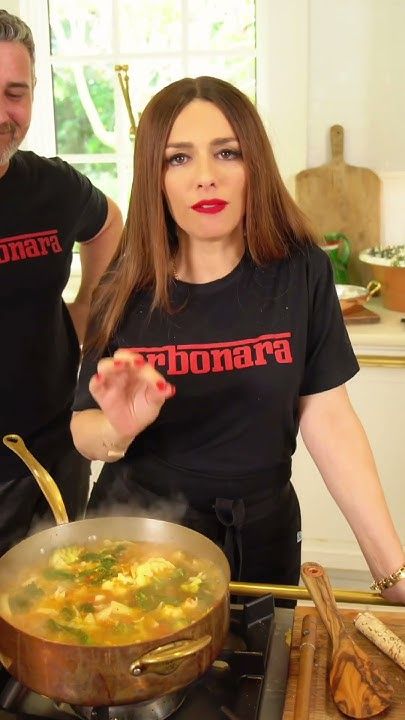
[{"xmin": 359, "ymin": 246, "xmax": 405, "ymax": 268}]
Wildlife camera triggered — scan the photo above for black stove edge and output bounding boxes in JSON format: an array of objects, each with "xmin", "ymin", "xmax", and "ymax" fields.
[{"xmin": 258, "ymin": 607, "xmax": 294, "ymax": 720}]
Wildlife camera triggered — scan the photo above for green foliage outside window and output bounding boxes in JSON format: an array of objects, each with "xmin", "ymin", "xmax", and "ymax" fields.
[{"xmin": 48, "ymin": 0, "xmax": 256, "ymax": 203}]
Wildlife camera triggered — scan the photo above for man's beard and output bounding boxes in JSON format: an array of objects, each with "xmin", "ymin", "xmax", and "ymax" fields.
[{"xmin": 0, "ymin": 123, "xmax": 22, "ymax": 166}]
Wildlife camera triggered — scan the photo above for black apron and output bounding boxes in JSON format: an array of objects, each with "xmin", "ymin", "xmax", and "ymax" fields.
[{"xmin": 87, "ymin": 455, "xmax": 301, "ymax": 606}]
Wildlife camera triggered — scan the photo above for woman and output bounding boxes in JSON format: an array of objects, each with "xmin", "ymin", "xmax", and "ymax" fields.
[{"xmin": 71, "ymin": 76, "xmax": 405, "ymax": 604}]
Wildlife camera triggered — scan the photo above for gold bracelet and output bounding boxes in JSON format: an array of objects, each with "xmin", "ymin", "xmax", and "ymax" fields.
[{"xmin": 370, "ymin": 565, "xmax": 405, "ymax": 592}]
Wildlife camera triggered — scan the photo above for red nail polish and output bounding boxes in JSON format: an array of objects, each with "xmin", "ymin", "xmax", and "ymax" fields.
[
  {"xmin": 114, "ymin": 360, "xmax": 124, "ymax": 367},
  {"xmin": 170, "ymin": 385, "xmax": 176, "ymax": 397},
  {"xmin": 156, "ymin": 380, "xmax": 166, "ymax": 391},
  {"xmin": 134, "ymin": 356, "xmax": 145, "ymax": 366}
]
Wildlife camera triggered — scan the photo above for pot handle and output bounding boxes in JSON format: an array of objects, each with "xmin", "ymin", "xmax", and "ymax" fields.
[
  {"xmin": 0, "ymin": 652, "xmax": 12, "ymax": 670},
  {"xmin": 366, "ymin": 280, "xmax": 381, "ymax": 300},
  {"xmin": 2, "ymin": 434, "xmax": 69, "ymax": 526},
  {"xmin": 129, "ymin": 635, "xmax": 212, "ymax": 676}
]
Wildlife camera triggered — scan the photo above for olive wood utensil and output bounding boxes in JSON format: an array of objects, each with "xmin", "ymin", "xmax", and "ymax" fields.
[
  {"xmin": 293, "ymin": 613, "xmax": 317, "ymax": 720},
  {"xmin": 301, "ymin": 562, "xmax": 393, "ymax": 718}
]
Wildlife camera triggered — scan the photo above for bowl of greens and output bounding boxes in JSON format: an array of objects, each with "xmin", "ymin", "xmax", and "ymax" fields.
[{"xmin": 359, "ymin": 245, "xmax": 405, "ymax": 312}]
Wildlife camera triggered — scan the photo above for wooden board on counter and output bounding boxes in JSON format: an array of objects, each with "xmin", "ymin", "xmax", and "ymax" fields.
[
  {"xmin": 282, "ymin": 606, "xmax": 405, "ymax": 719},
  {"xmin": 343, "ymin": 305, "xmax": 381, "ymax": 324},
  {"xmin": 295, "ymin": 125, "xmax": 381, "ymax": 286}
]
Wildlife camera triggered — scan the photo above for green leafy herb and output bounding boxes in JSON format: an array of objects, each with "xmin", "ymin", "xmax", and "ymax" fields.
[
  {"xmin": 79, "ymin": 552, "xmax": 100, "ymax": 562},
  {"xmin": 60, "ymin": 606, "xmax": 75, "ymax": 621},
  {"xmin": 43, "ymin": 567, "xmax": 74, "ymax": 581},
  {"xmin": 9, "ymin": 595, "xmax": 31, "ymax": 613},
  {"xmin": 8, "ymin": 582, "xmax": 45, "ymax": 613},
  {"xmin": 24, "ymin": 582, "xmax": 45, "ymax": 598},
  {"xmin": 45, "ymin": 618, "xmax": 89, "ymax": 645},
  {"xmin": 132, "ymin": 590, "xmax": 160, "ymax": 611},
  {"xmin": 78, "ymin": 602, "xmax": 95, "ymax": 613}
]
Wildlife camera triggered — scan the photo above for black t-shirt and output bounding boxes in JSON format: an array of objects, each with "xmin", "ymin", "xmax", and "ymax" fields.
[
  {"xmin": 0, "ymin": 151, "xmax": 108, "ymax": 477},
  {"xmin": 74, "ymin": 245, "xmax": 359, "ymax": 502}
]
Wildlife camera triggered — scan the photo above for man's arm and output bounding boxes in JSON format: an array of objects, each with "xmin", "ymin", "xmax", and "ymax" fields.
[{"xmin": 67, "ymin": 196, "xmax": 123, "ymax": 343}]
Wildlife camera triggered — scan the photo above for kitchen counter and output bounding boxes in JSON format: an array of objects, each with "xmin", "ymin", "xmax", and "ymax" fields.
[
  {"xmin": 346, "ymin": 299, "xmax": 405, "ymax": 358},
  {"xmin": 264, "ymin": 601, "xmax": 404, "ymax": 719}
]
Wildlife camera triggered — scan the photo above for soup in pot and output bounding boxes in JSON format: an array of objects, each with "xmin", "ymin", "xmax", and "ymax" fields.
[{"xmin": 0, "ymin": 540, "xmax": 225, "ymax": 646}]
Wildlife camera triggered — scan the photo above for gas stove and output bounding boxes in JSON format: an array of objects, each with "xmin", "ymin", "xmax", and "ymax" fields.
[{"xmin": 0, "ymin": 596, "xmax": 291, "ymax": 720}]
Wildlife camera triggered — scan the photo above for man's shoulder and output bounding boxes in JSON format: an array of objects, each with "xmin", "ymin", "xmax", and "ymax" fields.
[
  {"xmin": 15, "ymin": 150, "xmax": 78, "ymax": 179},
  {"xmin": 12, "ymin": 151, "xmax": 105, "ymax": 203}
]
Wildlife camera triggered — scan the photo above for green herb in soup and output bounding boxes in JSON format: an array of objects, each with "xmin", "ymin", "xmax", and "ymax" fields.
[{"xmin": 0, "ymin": 540, "xmax": 224, "ymax": 646}]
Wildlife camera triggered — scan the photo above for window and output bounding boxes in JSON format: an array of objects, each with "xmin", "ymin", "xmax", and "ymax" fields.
[{"xmin": 21, "ymin": 0, "xmax": 272, "ymax": 214}]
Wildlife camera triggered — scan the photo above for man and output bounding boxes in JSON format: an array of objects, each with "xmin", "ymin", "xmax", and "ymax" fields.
[{"xmin": 0, "ymin": 9, "xmax": 123, "ymax": 554}]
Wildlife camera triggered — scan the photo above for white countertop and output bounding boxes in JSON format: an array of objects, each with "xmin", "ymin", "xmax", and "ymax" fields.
[{"xmin": 346, "ymin": 299, "xmax": 405, "ymax": 357}]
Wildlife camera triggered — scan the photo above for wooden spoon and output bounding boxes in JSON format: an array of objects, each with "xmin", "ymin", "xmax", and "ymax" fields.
[{"xmin": 301, "ymin": 562, "xmax": 393, "ymax": 718}]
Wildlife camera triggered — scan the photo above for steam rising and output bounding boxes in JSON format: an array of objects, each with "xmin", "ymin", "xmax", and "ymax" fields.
[
  {"xmin": 6, "ymin": 464, "xmax": 190, "ymax": 554},
  {"xmin": 85, "ymin": 494, "xmax": 188, "ymax": 524}
]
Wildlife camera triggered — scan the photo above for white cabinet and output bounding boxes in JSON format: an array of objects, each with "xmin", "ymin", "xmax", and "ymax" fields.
[{"xmin": 293, "ymin": 301, "xmax": 405, "ymax": 571}]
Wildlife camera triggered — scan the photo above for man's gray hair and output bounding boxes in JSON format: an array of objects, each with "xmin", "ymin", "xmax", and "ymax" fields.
[{"xmin": 0, "ymin": 8, "xmax": 35, "ymax": 65}]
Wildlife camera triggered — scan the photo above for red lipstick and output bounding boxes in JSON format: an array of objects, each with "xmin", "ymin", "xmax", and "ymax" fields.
[{"xmin": 191, "ymin": 199, "xmax": 228, "ymax": 214}]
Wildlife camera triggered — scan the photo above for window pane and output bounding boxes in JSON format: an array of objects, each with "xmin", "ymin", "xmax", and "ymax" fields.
[
  {"xmin": 187, "ymin": 0, "xmax": 255, "ymax": 51},
  {"xmin": 71, "ymin": 163, "xmax": 118, "ymax": 203},
  {"xmin": 187, "ymin": 54, "xmax": 256, "ymax": 102},
  {"xmin": 49, "ymin": 0, "xmax": 112, "ymax": 55},
  {"xmin": 53, "ymin": 65, "xmax": 115, "ymax": 154},
  {"xmin": 118, "ymin": 0, "xmax": 182, "ymax": 53},
  {"xmin": 125, "ymin": 60, "xmax": 183, "ymax": 118}
]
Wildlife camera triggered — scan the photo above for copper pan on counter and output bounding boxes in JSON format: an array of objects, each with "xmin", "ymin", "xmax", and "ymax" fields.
[
  {"xmin": 0, "ymin": 435, "xmax": 230, "ymax": 707},
  {"xmin": 335, "ymin": 280, "xmax": 381, "ymax": 313}
]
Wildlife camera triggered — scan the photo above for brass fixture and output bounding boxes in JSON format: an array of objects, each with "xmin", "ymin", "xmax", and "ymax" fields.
[
  {"xmin": 114, "ymin": 64, "xmax": 138, "ymax": 141},
  {"xmin": 357, "ymin": 354, "xmax": 405, "ymax": 369},
  {"xmin": 229, "ymin": 581, "xmax": 403, "ymax": 606}
]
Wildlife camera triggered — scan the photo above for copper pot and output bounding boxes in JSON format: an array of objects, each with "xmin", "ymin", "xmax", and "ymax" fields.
[
  {"xmin": 0, "ymin": 438, "xmax": 230, "ymax": 706},
  {"xmin": 335, "ymin": 280, "xmax": 381, "ymax": 313}
]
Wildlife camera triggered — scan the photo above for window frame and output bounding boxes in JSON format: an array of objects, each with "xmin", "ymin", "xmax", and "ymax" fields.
[{"xmin": 19, "ymin": 0, "xmax": 309, "ymax": 197}]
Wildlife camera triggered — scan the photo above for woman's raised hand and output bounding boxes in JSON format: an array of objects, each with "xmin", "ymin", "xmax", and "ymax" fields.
[{"xmin": 89, "ymin": 349, "xmax": 175, "ymax": 441}]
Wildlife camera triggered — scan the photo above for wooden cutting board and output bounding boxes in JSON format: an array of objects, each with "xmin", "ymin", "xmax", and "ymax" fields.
[
  {"xmin": 282, "ymin": 606, "xmax": 405, "ymax": 719},
  {"xmin": 295, "ymin": 125, "xmax": 381, "ymax": 286},
  {"xmin": 343, "ymin": 305, "xmax": 381, "ymax": 324}
]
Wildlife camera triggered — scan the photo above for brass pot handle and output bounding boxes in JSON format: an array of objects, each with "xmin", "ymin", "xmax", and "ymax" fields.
[
  {"xmin": 129, "ymin": 635, "xmax": 212, "ymax": 676},
  {"xmin": 0, "ymin": 652, "xmax": 12, "ymax": 670},
  {"xmin": 366, "ymin": 280, "xmax": 381, "ymax": 300},
  {"xmin": 2, "ymin": 434, "xmax": 69, "ymax": 526}
]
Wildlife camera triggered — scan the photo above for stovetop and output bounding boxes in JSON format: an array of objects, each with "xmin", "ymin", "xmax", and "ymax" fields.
[{"xmin": 0, "ymin": 595, "xmax": 283, "ymax": 720}]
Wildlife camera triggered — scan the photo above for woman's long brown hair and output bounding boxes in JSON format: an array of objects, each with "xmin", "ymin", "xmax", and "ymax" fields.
[{"xmin": 84, "ymin": 76, "xmax": 317, "ymax": 355}]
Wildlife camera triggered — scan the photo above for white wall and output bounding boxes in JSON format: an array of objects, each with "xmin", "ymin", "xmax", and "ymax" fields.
[
  {"xmin": 2, "ymin": 1, "xmax": 20, "ymax": 13},
  {"xmin": 308, "ymin": 0, "xmax": 405, "ymax": 172},
  {"xmin": 257, "ymin": 0, "xmax": 309, "ymax": 197},
  {"xmin": 306, "ymin": 0, "xmax": 405, "ymax": 246},
  {"xmin": 262, "ymin": 0, "xmax": 405, "ymax": 246}
]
